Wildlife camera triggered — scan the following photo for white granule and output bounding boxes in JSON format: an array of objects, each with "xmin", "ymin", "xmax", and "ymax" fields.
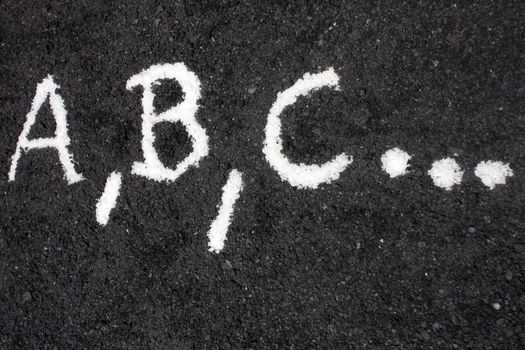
[
  {"xmin": 428, "ymin": 158, "xmax": 463, "ymax": 191},
  {"xmin": 474, "ymin": 161, "xmax": 513, "ymax": 190},
  {"xmin": 381, "ymin": 147, "xmax": 411, "ymax": 178}
]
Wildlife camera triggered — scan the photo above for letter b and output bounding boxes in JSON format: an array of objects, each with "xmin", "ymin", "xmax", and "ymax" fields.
[{"xmin": 126, "ymin": 63, "xmax": 209, "ymax": 182}]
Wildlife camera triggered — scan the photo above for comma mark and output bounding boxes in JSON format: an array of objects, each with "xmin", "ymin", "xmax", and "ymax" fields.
[
  {"xmin": 207, "ymin": 169, "xmax": 244, "ymax": 254},
  {"xmin": 96, "ymin": 171, "xmax": 122, "ymax": 226}
]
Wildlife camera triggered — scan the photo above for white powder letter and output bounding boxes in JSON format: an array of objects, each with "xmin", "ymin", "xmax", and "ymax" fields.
[
  {"xmin": 474, "ymin": 160, "xmax": 513, "ymax": 190},
  {"xmin": 8, "ymin": 75, "xmax": 84, "ymax": 184},
  {"xmin": 208, "ymin": 169, "xmax": 244, "ymax": 253},
  {"xmin": 262, "ymin": 68, "xmax": 352, "ymax": 189},
  {"xmin": 127, "ymin": 63, "xmax": 209, "ymax": 182},
  {"xmin": 96, "ymin": 171, "xmax": 122, "ymax": 226},
  {"xmin": 428, "ymin": 157, "xmax": 464, "ymax": 191},
  {"xmin": 381, "ymin": 147, "xmax": 411, "ymax": 178}
]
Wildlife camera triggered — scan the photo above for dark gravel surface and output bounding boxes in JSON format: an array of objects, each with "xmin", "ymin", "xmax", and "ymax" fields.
[{"xmin": 1, "ymin": 1, "xmax": 524, "ymax": 349}]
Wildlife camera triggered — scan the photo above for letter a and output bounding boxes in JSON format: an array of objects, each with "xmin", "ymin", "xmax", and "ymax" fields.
[
  {"xmin": 8, "ymin": 75, "xmax": 84, "ymax": 184},
  {"xmin": 126, "ymin": 63, "xmax": 209, "ymax": 182}
]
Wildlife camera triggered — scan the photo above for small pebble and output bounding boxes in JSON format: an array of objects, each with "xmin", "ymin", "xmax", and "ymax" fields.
[
  {"xmin": 505, "ymin": 271, "xmax": 513, "ymax": 281},
  {"xmin": 222, "ymin": 260, "xmax": 233, "ymax": 271},
  {"xmin": 451, "ymin": 315, "xmax": 459, "ymax": 325},
  {"xmin": 492, "ymin": 303, "xmax": 501, "ymax": 310},
  {"xmin": 514, "ymin": 243, "xmax": 525, "ymax": 253},
  {"xmin": 22, "ymin": 291, "xmax": 32, "ymax": 303}
]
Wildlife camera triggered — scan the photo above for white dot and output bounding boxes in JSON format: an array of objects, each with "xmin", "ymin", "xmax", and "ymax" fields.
[
  {"xmin": 428, "ymin": 158, "xmax": 464, "ymax": 191},
  {"xmin": 492, "ymin": 303, "xmax": 501, "ymax": 310},
  {"xmin": 474, "ymin": 160, "xmax": 513, "ymax": 190},
  {"xmin": 381, "ymin": 147, "xmax": 411, "ymax": 178}
]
